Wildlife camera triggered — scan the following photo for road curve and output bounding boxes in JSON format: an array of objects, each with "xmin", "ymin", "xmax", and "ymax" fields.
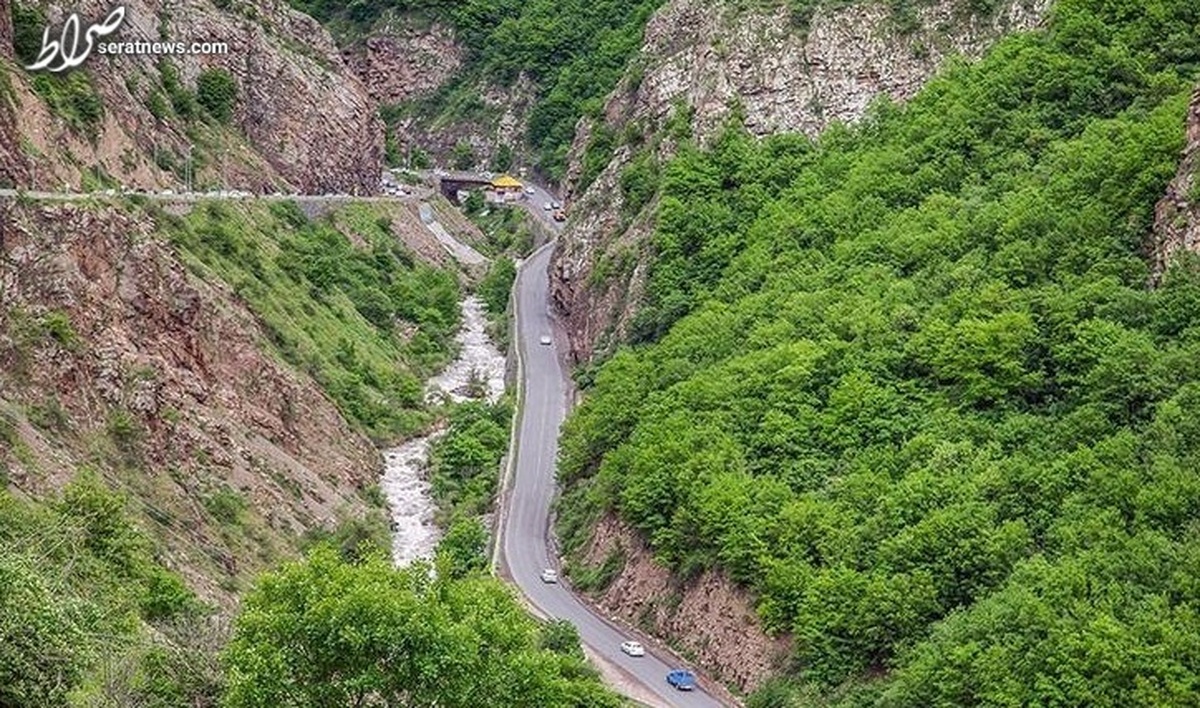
[
  {"xmin": 518, "ymin": 182, "xmax": 566, "ymax": 235},
  {"xmin": 500, "ymin": 243, "xmax": 728, "ymax": 708}
]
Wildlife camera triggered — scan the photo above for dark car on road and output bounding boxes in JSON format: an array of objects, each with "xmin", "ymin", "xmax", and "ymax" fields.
[{"xmin": 666, "ymin": 669, "xmax": 697, "ymax": 691}]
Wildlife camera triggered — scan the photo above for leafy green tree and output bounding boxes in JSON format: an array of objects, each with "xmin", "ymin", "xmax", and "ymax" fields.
[
  {"xmin": 0, "ymin": 482, "xmax": 209, "ymax": 707},
  {"xmin": 436, "ymin": 517, "xmax": 489, "ymax": 578},
  {"xmin": 196, "ymin": 68, "xmax": 238, "ymax": 123},
  {"xmin": 11, "ymin": 3, "xmax": 48, "ymax": 66},
  {"xmin": 479, "ymin": 257, "xmax": 516, "ymax": 317},
  {"xmin": 452, "ymin": 141, "xmax": 477, "ymax": 171},
  {"xmin": 0, "ymin": 553, "xmax": 93, "ymax": 707},
  {"xmin": 222, "ymin": 546, "xmax": 620, "ymax": 707},
  {"xmin": 539, "ymin": 619, "xmax": 585, "ymax": 657},
  {"xmin": 463, "ymin": 189, "xmax": 485, "ymax": 214},
  {"xmin": 490, "ymin": 144, "xmax": 515, "ymax": 172}
]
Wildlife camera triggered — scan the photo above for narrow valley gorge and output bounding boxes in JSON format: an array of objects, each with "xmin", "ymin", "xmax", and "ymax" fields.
[{"xmin": 4, "ymin": 0, "xmax": 1200, "ymax": 705}]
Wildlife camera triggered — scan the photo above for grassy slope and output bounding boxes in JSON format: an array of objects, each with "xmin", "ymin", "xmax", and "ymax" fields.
[{"xmin": 158, "ymin": 198, "xmax": 461, "ymax": 441}]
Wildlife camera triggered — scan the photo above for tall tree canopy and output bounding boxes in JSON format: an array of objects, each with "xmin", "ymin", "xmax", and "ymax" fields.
[{"xmin": 559, "ymin": 0, "xmax": 1200, "ymax": 703}]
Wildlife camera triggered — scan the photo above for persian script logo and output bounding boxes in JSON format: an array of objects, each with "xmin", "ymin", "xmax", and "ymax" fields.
[{"xmin": 25, "ymin": 6, "xmax": 126, "ymax": 73}]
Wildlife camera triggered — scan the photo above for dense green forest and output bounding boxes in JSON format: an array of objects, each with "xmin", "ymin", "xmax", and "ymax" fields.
[
  {"xmin": 0, "ymin": 475, "xmax": 617, "ymax": 707},
  {"xmin": 558, "ymin": 0, "xmax": 1200, "ymax": 703}
]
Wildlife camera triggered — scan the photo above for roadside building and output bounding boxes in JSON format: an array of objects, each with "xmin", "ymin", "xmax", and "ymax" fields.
[
  {"xmin": 490, "ymin": 174, "xmax": 523, "ymax": 194},
  {"xmin": 489, "ymin": 174, "xmax": 524, "ymax": 202}
]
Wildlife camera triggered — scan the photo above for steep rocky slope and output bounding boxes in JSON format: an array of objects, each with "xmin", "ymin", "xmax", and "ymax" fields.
[
  {"xmin": 0, "ymin": 0, "xmax": 11, "ymax": 59},
  {"xmin": 341, "ymin": 20, "xmax": 464, "ymax": 106},
  {"xmin": 0, "ymin": 199, "xmax": 374, "ymax": 602},
  {"xmin": 1151, "ymin": 85, "xmax": 1200, "ymax": 282},
  {"xmin": 578, "ymin": 513, "xmax": 790, "ymax": 692},
  {"xmin": 0, "ymin": 194, "xmax": 480, "ymax": 604},
  {"xmin": 388, "ymin": 73, "xmax": 539, "ymax": 172},
  {"xmin": 1, "ymin": 0, "xmax": 382, "ymax": 193},
  {"xmin": 551, "ymin": 0, "xmax": 1050, "ymax": 363}
]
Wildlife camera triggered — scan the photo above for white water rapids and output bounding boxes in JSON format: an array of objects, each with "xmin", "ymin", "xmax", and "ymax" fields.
[{"xmin": 380, "ymin": 296, "xmax": 507, "ymax": 566}]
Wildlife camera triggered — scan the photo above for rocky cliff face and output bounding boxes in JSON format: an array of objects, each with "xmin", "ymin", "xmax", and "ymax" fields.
[
  {"xmin": 342, "ymin": 22, "xmax": 464, "ymax": 106},
  {"xmin": 1151, "ymin": 85, "xmax": 1200, "ymax": 282},
  {"xmin": 394, "ymin": 72, "xmax": 539, "ymax": 171},
  {"xmin": 551, "ymin": 0, "xmax": 1050, "ymax": 362},
  {"xmin": 0, "ymin": 199, "xmax": 379, "ymax": 602},
  {"xmin": 1, "ymin": 0, "xmax": 382, "ymax": 193},
  {"xmin": 334, "ymin": 11, "xmax": 538, "ymax": 171}
]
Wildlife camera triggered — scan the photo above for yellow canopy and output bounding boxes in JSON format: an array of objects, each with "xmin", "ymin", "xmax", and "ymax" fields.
[{"xmin": 490, "ymin": 174, "xmax": 523, "ymax": 188}]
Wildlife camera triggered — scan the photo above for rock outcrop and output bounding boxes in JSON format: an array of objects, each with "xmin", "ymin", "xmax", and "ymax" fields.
[
  {"xmin": 1151, "ymin": 85, "xmax": 1200, "ymax": 283},
  {"xmin": 1, "ymin": 0, "xmax": 29, "ymax": 188},
  {"xmin": 551, "ymin": 0, "xmax": 1050, "ymax": 363},
  {"xmin": 578, "ymin": 514, "xmax": 790, "ymax": 693},
  {"xmin": 1, "ymin": 0, "xmax": 382, "ymax": 193},
  {"xmin": 391, "ymin": 72, "xmax": 538, "ymax": 171},
  {"xmin": 343, "ymin": 23, "xmax": 464, "ymax": 106},
  {"xmin": 0, "ymin": 199, "xmax": 379, "ymax": 602},
  {"xmin": 0, "ymin": 0, "xmax": 13, "ymax": 60}
]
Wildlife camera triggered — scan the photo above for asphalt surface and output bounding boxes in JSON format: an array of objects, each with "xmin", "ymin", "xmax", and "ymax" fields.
[
  {"xmin": 518, "ymin": 183, "xmax": 566, "ymax": 234},
  {"xmin": 500, "ymin": 244, "xmax": 727, "ymax": 708}
]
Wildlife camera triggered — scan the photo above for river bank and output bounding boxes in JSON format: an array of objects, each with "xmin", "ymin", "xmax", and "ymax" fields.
[{"xmin": 379, "ymin": 296, "xmax": 506, "ymax": 566}]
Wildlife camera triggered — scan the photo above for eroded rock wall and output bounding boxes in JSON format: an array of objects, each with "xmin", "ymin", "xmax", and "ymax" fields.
[
  {"xmin": 342, "ymin": 22, "xmax": 464, "ymax": 106},
  {"xmin": 1, "ymin": 0, "xmax": 382, "ymax": 193},
  {"xmin": 578, "ymin": 513, "xmax": 790, "ymax": 693},
  {"xmin": 1151, "ymin": 85, "xmax": 1200, "ymax": 282},
  {"xmin": 0, "ymin": 0, "xmax": 13, "ymax": 60}
]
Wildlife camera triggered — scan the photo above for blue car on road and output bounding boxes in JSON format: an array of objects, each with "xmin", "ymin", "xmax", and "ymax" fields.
[{"xmin": 666, "ymin": 669, "xmax": 697, "ymax": 691}]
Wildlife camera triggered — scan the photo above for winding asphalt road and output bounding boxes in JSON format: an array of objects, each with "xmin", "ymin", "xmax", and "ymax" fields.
[
  {"xmin": 499, "ymin": 243, "xmax": 727, "ymax": 708},
  {"xmin": 4, "ymin": 176, "xmax": 722, "ymax": 705}
]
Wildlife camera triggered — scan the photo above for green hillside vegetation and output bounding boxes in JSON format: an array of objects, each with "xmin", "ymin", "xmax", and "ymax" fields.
[
  {"xmin": 0, "ymin": 476, "xmax": 619, "ymax": 707},
  {"xmin": 429, "ymin": 399, "xmax": 513, "ymax": 524},
  {"xmin": 558, "ymin": 0, "xmax": 1200, "ymax": 703},
  {"xmin": 223, "ymin": 544, "xmax": 622, "ymax": 707},
  {"xmin": 158, "ymin": 200, "xmax": 460, "ymax": 440},
  {"xmin": 0, "ymin": 477, "xmax": 220, "ymax": 706}
]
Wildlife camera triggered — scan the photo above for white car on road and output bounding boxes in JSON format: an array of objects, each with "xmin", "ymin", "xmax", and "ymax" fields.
[
  {"xmin": 620, "ymin": 641, "xmax": 645, "ymax": 657},
  {"xmin": 540, "ymin": 568, "xmax": 558, "ymax": 583},
  {"xmin": 539, "ymin": 334, "xmax": 552, "ymax": 346}
]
